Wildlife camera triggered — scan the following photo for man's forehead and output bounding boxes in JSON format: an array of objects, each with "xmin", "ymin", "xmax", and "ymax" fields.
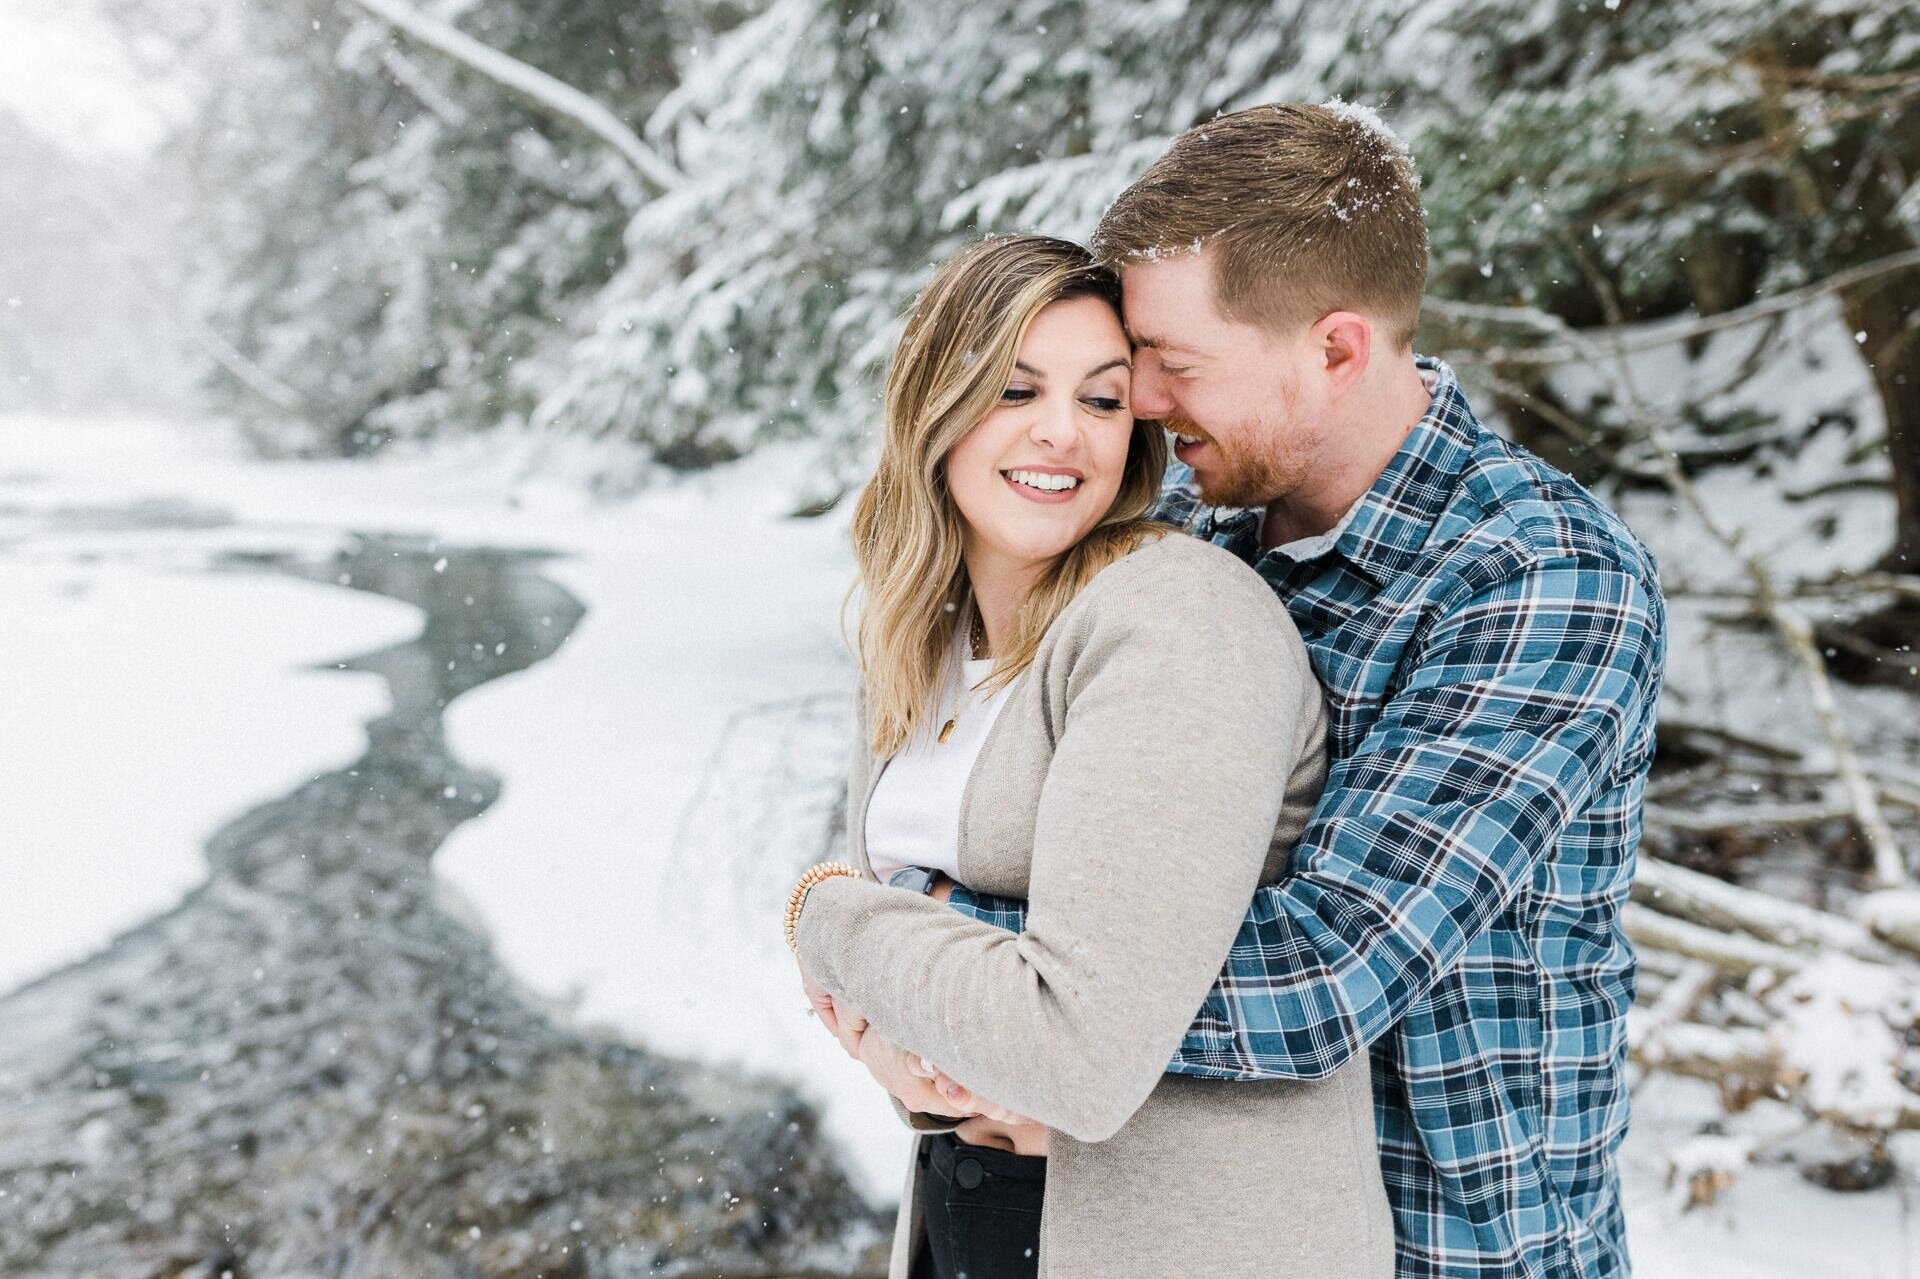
[
  {"xmin": 1116, "ymin": 293, "xmax": 1180, "ymax": 352},
  {"xmin": 1118, "ymin": 254, "xmax": 1216, "ymax": 352}
]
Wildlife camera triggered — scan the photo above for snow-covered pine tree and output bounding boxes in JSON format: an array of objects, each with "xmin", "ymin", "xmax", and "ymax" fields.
[
  {"xmin": 535, "ymin": 0, "xmax": 1436, "ymax": 483},
  {"xmin": 141, "ymin": 0, "xmax": 1474, "ymax": 475},
  {"xmin": 1414, "ymin": 0, "xmax": 1920, "ymax": 570},
  {"xmin": 144, "ymin": 0, "xmax": 698, "ymax": 455}
]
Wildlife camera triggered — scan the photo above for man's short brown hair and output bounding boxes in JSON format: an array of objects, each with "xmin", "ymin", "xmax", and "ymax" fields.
[{"xmin": 1093, "ymin": 101, "xmax": 1428, "ymax": 350}]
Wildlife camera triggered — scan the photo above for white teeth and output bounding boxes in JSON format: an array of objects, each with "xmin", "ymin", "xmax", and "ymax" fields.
[
  {"xmin": 1006, "ymin": 469, "xmax": 1080, "ymax": 492},
  {"xmin": 1175, "ymin": 434, "xmax": 1202, "ymax": 445}
]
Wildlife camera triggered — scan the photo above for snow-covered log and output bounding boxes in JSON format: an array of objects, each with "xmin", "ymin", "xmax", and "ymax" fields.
[
  {"xmin": 1636, "ymin": 1021, "xmax": 1784, "ymax": 1086},
  {"xmin": 1632, "ymin": 857, "xmax": 1894, "ymax": 962},
  {"xmin": 1858, "ymin": 890, "xmax": 1920, "ymax": 954},
  {"xmin": 1624, "ymin": 902, "xmax": 1810, "ymax": 979},
  {"xmin": 1625, "ymin": 886, "xmax": 1920, "ymax": 1137}
]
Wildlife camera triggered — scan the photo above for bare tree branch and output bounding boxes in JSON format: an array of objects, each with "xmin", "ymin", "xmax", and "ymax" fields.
[
  {"xmin": 57, "ymin": 161, "xmax": 314, "ymax": 422},
  {"xmin": 1644, "ymin": 799, "xmax": 1858, "ymax": 834},
  {"xmin": 1430, "ymin": 246, "xmax": 1920, "ymax": 368}
]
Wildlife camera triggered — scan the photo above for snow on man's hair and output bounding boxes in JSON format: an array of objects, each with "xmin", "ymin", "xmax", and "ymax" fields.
[
  {"xmin": 1093, "ymin": 101, "xmax": 1430, "ymax": 349},
  {"xmin": 1317, "ymin": 97, "xmax": 1420, "ymax": 189}
]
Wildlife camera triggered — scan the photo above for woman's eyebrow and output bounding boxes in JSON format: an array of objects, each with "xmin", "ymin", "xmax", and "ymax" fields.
[{"xmin": 1012, "ymin": 358, "xmax": 1131, "ymax": 379}]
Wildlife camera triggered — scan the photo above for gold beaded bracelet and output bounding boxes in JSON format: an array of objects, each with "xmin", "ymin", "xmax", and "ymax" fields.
[{"xmin": 785, "ymin": 861, "xmax": 859, "ymax": 952}]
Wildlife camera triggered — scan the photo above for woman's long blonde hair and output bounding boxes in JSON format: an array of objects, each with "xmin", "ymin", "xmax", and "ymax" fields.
[{"xmin": 849, "ymin": 235, "xmax": 1169, "ymax": 757}]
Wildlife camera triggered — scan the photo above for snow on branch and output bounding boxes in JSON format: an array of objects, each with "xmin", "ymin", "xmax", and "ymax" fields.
[
  {"xmin": 341, "ymin": 0, "xmax": 684, "ymax": 194},
  {"xmin": 379, "ymin": 47, "xmax": 469, "ymax": 126},
  {"xmin": 1626, "ymin": 903, "xmax": 1810, "ymax": 979},
  {"xmin": 1626, "ymin": 853, "xmax": 1920, "ymax": 1140}
]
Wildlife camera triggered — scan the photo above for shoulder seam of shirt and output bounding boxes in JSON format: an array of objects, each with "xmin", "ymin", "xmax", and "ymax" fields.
[{"xmin": 1442, "ymin": 458, "xmax": 1660, "ymax": 590}]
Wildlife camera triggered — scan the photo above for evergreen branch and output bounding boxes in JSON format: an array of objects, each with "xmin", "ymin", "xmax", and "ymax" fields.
[
  {"xmin": 1543, "ymin": 83, "xmax": 1920, "ymax": 203},
  {"xmin": 1468, "ymin": 370, "xmax": 1667, "ymax": 482}
]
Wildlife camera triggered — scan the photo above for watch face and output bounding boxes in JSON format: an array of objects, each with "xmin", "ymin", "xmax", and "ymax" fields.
[{"xmin": 888, "ymin": 866, "xmax": 936, "ymax": 894}]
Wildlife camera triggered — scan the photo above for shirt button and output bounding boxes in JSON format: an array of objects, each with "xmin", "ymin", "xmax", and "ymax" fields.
[{"xmin": 954, "ymin": 1157, "xmax": 984, "ymax": 1190}]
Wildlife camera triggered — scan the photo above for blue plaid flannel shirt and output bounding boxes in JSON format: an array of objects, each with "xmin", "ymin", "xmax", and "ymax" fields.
[{"xmin": 946, "ymin": 357, "xmax": 1666, "ymax": 1279}]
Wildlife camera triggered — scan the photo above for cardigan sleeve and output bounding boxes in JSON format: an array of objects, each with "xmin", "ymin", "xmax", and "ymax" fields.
[{"xmin": 796, "ymin": 548, "xmax": 1315, "ymax": 1142}]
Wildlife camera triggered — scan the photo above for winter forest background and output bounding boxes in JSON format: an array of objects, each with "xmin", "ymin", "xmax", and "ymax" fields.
[{"xmin": 3, "ymin": 0, "xmax": 1919, "ymax": 1275}]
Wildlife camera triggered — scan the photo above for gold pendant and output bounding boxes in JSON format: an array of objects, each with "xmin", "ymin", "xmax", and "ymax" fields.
[{"xmin": 937, "ymin": 717, "xmax": 956, "ymax": 744}]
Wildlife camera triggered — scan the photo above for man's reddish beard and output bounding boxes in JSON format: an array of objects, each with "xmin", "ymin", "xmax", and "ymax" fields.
[{"xmin": 1165, "ymin": 414, "xmax": 1288, "ymax": 509}]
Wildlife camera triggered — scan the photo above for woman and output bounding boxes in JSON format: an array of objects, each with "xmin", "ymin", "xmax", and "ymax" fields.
[{"xmin": 785, "ymin": 235, "xmax": 1391, "ymax": 1279}]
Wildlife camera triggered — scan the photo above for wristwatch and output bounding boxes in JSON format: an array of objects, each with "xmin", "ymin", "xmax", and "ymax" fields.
[{"xmin": 888, "ymin": 866, "xmax": 941, "ymax": 895}]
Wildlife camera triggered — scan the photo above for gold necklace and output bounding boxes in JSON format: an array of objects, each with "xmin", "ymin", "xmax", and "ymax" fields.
[{"xmin": 936, "ymin": 609, "xmax": 987, "ymax": 744}]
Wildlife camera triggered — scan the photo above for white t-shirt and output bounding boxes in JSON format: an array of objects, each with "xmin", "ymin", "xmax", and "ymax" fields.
[{"xmin": 865, "ymin": 626, "xmax": 1017, "ymax": 884}]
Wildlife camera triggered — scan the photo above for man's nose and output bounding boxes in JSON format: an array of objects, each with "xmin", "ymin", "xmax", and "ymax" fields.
[{"xmin": 1131, "ymin": 363, "xmax": 1174, "ymax": 418}]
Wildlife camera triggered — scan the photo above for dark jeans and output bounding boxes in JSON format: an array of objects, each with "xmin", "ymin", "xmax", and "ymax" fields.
[{"xmin": 913, "ymin": 1131, "xmax": 1047, "ymax": 1279}]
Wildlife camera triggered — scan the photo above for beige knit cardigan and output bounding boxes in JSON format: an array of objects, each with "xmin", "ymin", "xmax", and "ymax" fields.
[{"xmin": 796, "ymin": 532, "xmax": 1393, "ymax": 1279}]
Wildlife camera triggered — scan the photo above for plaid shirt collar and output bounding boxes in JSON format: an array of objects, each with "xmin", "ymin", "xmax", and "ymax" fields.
[{"xmin": 1196, "ymin": 356, "xmax": 1476, "ymax": 589}]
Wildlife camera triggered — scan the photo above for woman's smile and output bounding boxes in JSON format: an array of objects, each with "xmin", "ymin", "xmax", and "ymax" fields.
[{"xmin": 1001, "ymin": 466, "xmax": 1085, "ymax": 503}]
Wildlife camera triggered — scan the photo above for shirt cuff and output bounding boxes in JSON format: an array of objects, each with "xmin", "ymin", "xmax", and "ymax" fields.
[{"xmin": 945, "ymin": 884, "xmax": 1027, "ymax": 933}]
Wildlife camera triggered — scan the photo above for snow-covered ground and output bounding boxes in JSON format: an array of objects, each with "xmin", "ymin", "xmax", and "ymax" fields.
[
  {"xmin": 2, "ymin": 410, "xmax": 1912, "ymax": 1272},
  {"xmin": 0, "ymin": 554, "xmax": 415, "ymax": 994}
]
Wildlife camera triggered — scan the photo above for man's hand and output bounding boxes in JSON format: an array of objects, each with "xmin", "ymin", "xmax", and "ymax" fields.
[
  {"xmin": 857, "ymin": 1029, "xmax": 970, "ymax": 1119},
  {"xmin": 796, "ymin": 956, "xmax": 868, "ymax": 1058},
  {"xmin": 926, "ymin": 1067, "xmax": 1037, "ymax": 1127}
]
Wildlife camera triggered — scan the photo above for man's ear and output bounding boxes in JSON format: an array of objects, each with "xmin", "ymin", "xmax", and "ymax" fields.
[{"xmin": 1312, "ymin": 311, "xmax": 1372, "ymax": 392}]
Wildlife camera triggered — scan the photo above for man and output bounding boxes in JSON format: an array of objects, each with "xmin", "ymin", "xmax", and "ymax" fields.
[{"xmin": 819, "ymin": 101, "xmax": 1665, "ymax": 1279}]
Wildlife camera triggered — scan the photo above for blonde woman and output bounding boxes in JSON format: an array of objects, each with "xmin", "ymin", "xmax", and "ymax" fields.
[{"xmin": 786, "ymin": 235, "xmax": 1391, "ymax": 1279}]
